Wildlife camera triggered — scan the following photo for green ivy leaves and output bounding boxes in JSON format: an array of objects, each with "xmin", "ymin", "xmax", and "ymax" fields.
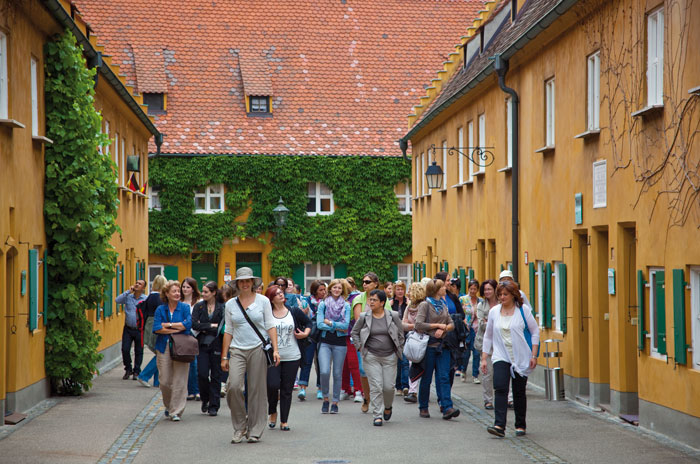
[
  {"xmin": 149, "ymin": 155, "xmax": 412, "ymax": 282},
  {"xmin": 43, "ymin": 31, "xmax": 116, "ymax": 395}
]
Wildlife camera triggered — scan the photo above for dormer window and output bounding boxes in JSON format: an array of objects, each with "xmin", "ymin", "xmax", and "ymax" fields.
[
  {"xmin": 249, "ymin": 96, "xmax": 270, "ymax": 114},
  {"xmin": 143, "ymin": 92, "xmax": 166, "ymax": 115}
]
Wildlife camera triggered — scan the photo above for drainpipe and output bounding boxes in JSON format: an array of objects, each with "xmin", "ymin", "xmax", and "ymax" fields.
[{"xmin": 494, "ymin": 54, "xmax": 520, "ymax": 283}]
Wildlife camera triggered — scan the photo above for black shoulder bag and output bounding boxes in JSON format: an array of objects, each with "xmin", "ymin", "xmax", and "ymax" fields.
[{"xmin": 235, "ymin": 298, "xmax": 275, "ymax": 367}]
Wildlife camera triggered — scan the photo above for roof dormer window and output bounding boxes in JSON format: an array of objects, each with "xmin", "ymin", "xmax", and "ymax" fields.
[
  {"xmin": 143, "ymin": 92, "xmax": 166, "ymax": 115},
  {"xmin": 249, "ymin": 96, "xmax": 270, "ymax": 114}
]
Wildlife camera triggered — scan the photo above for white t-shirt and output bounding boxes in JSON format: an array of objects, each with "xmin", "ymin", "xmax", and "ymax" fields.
[
  {"xmin": 498, "ymin": 314, "xmax": 515, "ymax": 361},
  {"xmin": 273, "ymin": 309, "xmax": 301, "ymax": 362},
  {"xmin": 225, "ymin": 294, "xmax": 274, "ymax": 350}
]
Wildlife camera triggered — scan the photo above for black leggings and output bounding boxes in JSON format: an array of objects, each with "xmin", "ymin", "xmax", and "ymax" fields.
[
  {"xmin": 493, "ymin": 360, "xmax": 528, "ymax": 430},
  {"xmin": 267, "ymin": 359, "xmax": 301, "ymax": 423}
]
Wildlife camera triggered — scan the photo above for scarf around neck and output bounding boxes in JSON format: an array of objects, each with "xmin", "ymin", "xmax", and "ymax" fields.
[
  {"xmin": 323, "ymin": 295, "xmax": 346, "ymax": 322},
  {"xmin": 426, "ymin": 296, "xmax": 445, "ymax": 314}
]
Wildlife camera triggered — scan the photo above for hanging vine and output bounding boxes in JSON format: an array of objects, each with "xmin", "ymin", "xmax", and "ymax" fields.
[
  {"xmin": 44, "ymin": 30, "xmax": 115, "ymax": 395},
  {"xmin": 148, "ymin": 155, "xmax": 412, "ymax": 281}
]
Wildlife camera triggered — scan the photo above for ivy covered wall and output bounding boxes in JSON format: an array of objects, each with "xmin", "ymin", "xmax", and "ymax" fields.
[{"xmin": 149, "ymin": 155, "xmax": 412, "ymax": 282}]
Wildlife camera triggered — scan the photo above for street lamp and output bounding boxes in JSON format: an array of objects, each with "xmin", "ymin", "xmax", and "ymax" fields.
[
  {"xmin": 272, "ymin": 197, "xmax": 289, "ymax": 228},
  {"xmin": 425, "ymin": 162, "xmax": 444, "ymax": 190}
]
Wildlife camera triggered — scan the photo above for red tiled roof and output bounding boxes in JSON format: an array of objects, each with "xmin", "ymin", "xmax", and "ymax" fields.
[{"xmin": 74, "ymin": 0, "xmax": 484, "ymax": 156}]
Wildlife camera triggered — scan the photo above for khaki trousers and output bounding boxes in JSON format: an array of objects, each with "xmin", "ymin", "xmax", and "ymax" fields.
[
  {"xmin": 226, "ymin": 346, "xmax": 268, "ymax": 439},
  {"xmin": 363, "ymin": 351, "xmax": 397, "ymax": 419},
  {"xmin": 156, "ymin": 349, "xmax": 189, "ymax": 417}
]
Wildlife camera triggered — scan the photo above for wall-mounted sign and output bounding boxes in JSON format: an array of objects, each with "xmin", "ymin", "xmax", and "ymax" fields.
[
  {"xmin": 224, "ymin": 262, "xmax": 232, "ymax": 282},
  {"xmin": 593, "ymin": 160, "xmax": 607, "ymax": 209},
  {"xmin": 524, "ymin": 251, "xmax": 529, "ymax": 265},
  {"xmin": 575, "ymin": 193, "xmax": 583, "ymax": 225},
  {"xmin": 608, "ymin": 268, "xmax": 616, "ymax": 295}
]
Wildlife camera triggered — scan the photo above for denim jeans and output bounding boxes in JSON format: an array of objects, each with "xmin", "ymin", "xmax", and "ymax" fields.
[
  {"xmin": 187, "ymin": 357, "xmax": 199, "ymax": 396},
  {"xmin": 318, "ymin": 342, "xmax": 347, "ymax": 402},
  {"xmin": 418, "ymin": 346, "xmax": 453, "ymax": 411},
  {"xmin": 138, "ymin": 356, "xmax": 159, "ymax": 386},
  {"xmin": 464, "ymin": 342, "xmax": 481, "ymax": 378},
  {"xmin": 394, "ymin": 353, "xmax": 409, "ymax": 390},
  {"xmin": 298, "ymin": 341, "xmax": 320, "ymax": 388}
]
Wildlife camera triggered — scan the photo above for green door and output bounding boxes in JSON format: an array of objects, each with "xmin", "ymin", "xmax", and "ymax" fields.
[
  {"xmin": 191, "ymin": 253, "xmax": 217, "ymax": 290},
  {"xmin": 236, "ymin": 253, "xmax": 262, "ymax": 280}
]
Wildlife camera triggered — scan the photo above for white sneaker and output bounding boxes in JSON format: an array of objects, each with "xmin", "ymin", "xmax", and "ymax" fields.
[
  {"xmin": 473, "ymin": 377, "xmax": 481, "ymax": 384},
  {"xmin": 354, "ymin": 391, "xmax": 363, "ymax": 403},
  {"xmin": 137, "ymin": 378, "xmax": 150, "ymax": 388},
  {"xmin": 171, "ymin": 414, "xmax": 181, "ymax": 422},
  {"xmin": 231, "ymin": 429, "xmax": 246, "ymax": 443},
  {"xmin": 461, "ymin": 375, "xmax": 467, "ymax": 383},
  {"xmin": 339, "ymin": 391, "xmax": 349, "ymax": 401}
]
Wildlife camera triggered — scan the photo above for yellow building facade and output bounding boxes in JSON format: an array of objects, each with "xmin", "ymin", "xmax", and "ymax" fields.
[
  {"xmin": 404, "ymin": 0, "xmax": 700, "ymax": 448},
  {"xmin": 0, "ymin": 0, "xmax": 158, "ymax": 419}
]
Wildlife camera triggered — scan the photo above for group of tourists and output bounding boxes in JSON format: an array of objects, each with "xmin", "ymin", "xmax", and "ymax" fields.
[{"xmin": 116, "ymin": 266, "xmax": 539, "ymax": 441}]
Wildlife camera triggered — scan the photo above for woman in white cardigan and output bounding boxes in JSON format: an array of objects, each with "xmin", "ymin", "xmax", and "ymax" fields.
[{"xmin": 480, "ymin": 280, "xmax": 539, "ymax": 438}]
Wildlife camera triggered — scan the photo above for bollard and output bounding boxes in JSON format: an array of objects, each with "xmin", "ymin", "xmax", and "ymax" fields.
[{"xmin": 543, "ymin": 339, "xmax": 565, "ymax": 401}]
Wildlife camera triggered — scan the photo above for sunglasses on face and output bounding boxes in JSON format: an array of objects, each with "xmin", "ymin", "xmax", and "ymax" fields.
[{"xmin": 362, "ymin": 280, "xmax": 373, "ymax": 285}]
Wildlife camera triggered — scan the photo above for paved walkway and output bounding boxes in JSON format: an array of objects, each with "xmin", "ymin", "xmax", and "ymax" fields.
[{"xmin": 1, "ymin": 353, "xmax": 698, "ymax": 464}]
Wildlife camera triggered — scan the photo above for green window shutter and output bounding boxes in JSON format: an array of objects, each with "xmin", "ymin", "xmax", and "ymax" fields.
[
  {"xmin": 164, "ymin": 265, "xmax": 178, "ymax": 281},
  {"xmin": 291, "ymin": 264, "xmax": 305, "ymax": 294},
  {"xmin": 637, "ymin": 270, "xmax": 646, "ymax": 350},
  {"xmin": 459, "ymin": 268, "xmax": 466, "ymax": 293},
  {"xmin": 558, "ymin": 263, "xmax": 567, "ymax": 333},
  {"xmin": 104, "ymin": 279, "xmax": 113, "ymax": 318},
  {"xmin": 529, "ymin": 262, "xmax": 536, "ymax": 307},
  {"xmin": 672, "ymin": 269, "xmax": 687, "ymax": 364},
  {"xmin": 508, "ymin": 262, "xmax": 513, "ymax": 271},
  {"xmin": 422, "ymin": 262, "xmax": 426, "ymax": 279},
  {"xmin": 43, "ymin": 249, "xmax": 48, "ymax": 326},
  {"xmin": 500, "ymin": 264, "xmax": 504, "ymax": 272},
  {"xmin": 655, "ymin": 270, "xmax": 666, "ymax": 354},
  {"xmin": 413, "ymin": 263, "xmax": 418, "ymax": 282},
  {"xmin": 468, "ymin": 268, "xmax": 475, "ymax": 281},
  {"xmin": 141, "ymin": 261, "xmax": 146, "ymax": 280},
  {"xmin": 118, "ymin": 264, "xmax": 125, "ymax": 314},
  {"xmin": 28, "ymin": 249, "xmax": 38, "ymax": 331},
  {"xmin": 444, "ymin": 261, "xmax": 449, "ymax": 274},
  {"xmin": 334, "ymin": 263, "xmax": 348, "ymax": 279},
  {"xmin": 391, "ymin": 265, "xmax": 398, "ymax": 282},
  {"xmin": 135, "ymin": 262, "xmax": 140, "ymax": 281},
  {"xmin": 452, "ymin": 269, "xmax": 457, "ymax": 278},
  {"xmin": 115, "ymin": 264, "xmax": 121, "ymax": 311},
  {"xmin": 545, "ymin": 262, "xmax": 553, "ymax": 328}
]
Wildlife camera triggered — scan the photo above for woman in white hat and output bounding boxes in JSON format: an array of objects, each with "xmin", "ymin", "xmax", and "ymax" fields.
[{"xmin": 221, "ymin": 267, "xmax": 280, "ymax": 444}]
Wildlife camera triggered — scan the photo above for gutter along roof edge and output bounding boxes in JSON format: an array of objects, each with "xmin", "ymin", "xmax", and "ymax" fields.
[
  {"xmin": 148, "ymin": 152, "xmax": 404, "ymax": 159},
  {"xmin": 42, "ymin": 0, "xmax": 161, "ymax": 139},
  {"xmin": 402, "ymin": 0, "xmax": 577, "ymax": 143}
]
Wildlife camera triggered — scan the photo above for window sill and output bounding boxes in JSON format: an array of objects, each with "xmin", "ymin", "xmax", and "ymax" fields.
[
  {"xmin": 194, "ymin": 209, "xmax": 224, "ymax": 214},
  {"xmin": 0, "ymin": 118, "xmax": 25, "ymax": 129},
  {"xmin": 437, "ymin": 188, "xmax": 447, "ymax": 193},
  {"xmin": 118, "ymin": 186, "xmax": 148, "ymax": 198},
  {"xmin": 246, "ymin": 112, "xmax": 273, "ymax": 118},
  {"xmin": 689, "ymin": 85, "xmax": 700, "ymax": 95},
  {"xmin": 574, "ymin": 129, "xmax": 600, "ymax": 140},
  {"xmin": 631, "ymin": 104, "xmax": 663, "ymax": 118},
  {"xmin": 535, "ymin": 145, "xmax": 555, "ymax": 154},
  {"xmin": 473, "ymin": 171, "xmax": 485, "ymax": 177},
  {"xmin": 306, "ymin": 212, "xmax": 334, "ymax": 216},
  {"xmin": 463, "ymin": 179, "xmax": 474, "ymax": 185},
  {"xmin": 497, "ymin": 166, "xmax": 512, "ymax": 173},
  {"xmin": 32, "ymin": 135, "xmax": 54, "ymax": 145}
]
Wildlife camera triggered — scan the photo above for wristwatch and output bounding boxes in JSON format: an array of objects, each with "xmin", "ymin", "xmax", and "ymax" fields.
[
  {"xmin": 222, "ymin": 356, "xmax": 229, "ymax": 360},
  {"xmin": 169, "ymin": 322, "xmax": 173, "ymax": 328}
]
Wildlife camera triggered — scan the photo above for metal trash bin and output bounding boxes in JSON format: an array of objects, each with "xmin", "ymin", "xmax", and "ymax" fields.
[{"xmin": 543, "ymin": 339, "xmax": 565, "ymax": 401}]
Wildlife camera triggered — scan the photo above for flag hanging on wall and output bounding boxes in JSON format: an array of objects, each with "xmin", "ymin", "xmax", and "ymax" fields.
[{"xmin": 128, "ymin": 173, "xmax": 140, "ymax": 192}]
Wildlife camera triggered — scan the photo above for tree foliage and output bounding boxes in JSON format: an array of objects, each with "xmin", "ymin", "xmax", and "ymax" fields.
[
  {"xmin": 43, "ymin": 31, "xmax": 115, "ymax": 395},
  {"xmin": 149, "ymin": 155, "xmax": 412, "ymax": 281}
]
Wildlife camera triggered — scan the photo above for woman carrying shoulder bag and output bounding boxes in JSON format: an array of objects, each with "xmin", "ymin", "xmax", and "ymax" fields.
[
  {"xmin": 191, "ymin": 281, "xmax": 225, "ymax": 416},
  {"xmin": 153, "ymin": 280, "xmax": 193, "ymax": 422}
]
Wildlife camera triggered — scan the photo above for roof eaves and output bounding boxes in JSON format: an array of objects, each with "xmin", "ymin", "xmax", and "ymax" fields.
[
  {"xmin": 148, "ymin": 152, "xmax": 401, "ymax": 160},
  {"xmin": 41, "ymin": 0, "xmax": 161, "ymax": 139},
  {"xmin": 402, "ymin": 0, "xmax": 578, "ymax": 143}
]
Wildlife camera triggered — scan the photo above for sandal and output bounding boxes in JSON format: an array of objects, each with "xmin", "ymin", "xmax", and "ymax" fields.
[
  {"xmin": 268, "ymin": 413, "xmax": 277, "ymax": 429},
  {"xmin": 487, "ymin": 425, "xmax": 505, "ymax": 438},
  {"xmin": 373, "ymin": 418, "xmax": 383, "ymax": 426},
  {"xmin": 484, "ymin": 402, "xmax": 494, "ymax": 410},
  {"xmin": 280, "ymin": 424, "xmax": 290, "ymax": 431},
  {"xmin": 515, "ymin": 428, "xmax": 526, "ymax": 436},
  {"xmin": 383, "ymin": 407, "xmax": 393, "ymax": 421},
  {"xmin": 186, "ymin": 394, "xmax": 196, "ymax": 401}
]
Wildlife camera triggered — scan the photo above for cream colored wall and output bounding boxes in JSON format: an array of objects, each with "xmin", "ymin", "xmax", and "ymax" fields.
[{"xmin": 410, "ymin": 0, "xmax": 700, "ymax": 417}]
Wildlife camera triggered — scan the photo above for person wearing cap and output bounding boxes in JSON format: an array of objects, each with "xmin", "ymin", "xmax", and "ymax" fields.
[
  {"xmin": 498, "ymin": 270, "xmax": 532, "ymax": 310},
  {"xmin": 221, "ymin": 267, "xmax": 280, "ymax": 444}
]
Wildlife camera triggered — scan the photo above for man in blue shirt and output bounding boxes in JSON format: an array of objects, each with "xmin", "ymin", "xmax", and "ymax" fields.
[{"xmin": 116, "ymin": 279, "xmax": 147, "ymax": 380}]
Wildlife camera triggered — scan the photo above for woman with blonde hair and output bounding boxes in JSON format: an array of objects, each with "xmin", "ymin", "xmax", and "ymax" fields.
[
  {"xmin": 401, "ymin": 282, "xmax": 424, "ymax": 403},
  {"xmin": 136, "ymin": 275, "xmax": 167, "ymax": 388},
  {"xmin": 153, "ymin": 280, "xmax": 193, "ymax": 421},
  {"xmin": 415, "ymin": 279, "xmax": 460, "ymax": 420}
]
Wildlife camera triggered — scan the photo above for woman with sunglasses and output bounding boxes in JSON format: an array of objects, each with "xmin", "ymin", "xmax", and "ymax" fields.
[
  {"xmin": 351, "ymin": 272, "xmax": 391, "ymax": 413},
  {"xmin": 265, "ymin": 285, "xmax": 310, "ymax": 430}
]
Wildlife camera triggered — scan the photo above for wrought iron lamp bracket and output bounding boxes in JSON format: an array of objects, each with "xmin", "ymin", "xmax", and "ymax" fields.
[{"xmin": 428, "ymin": 144, "xmax": 495, "ymax": 168}]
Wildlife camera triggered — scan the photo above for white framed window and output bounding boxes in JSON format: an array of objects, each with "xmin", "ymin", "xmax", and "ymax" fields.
[
  {"xmin": 415, "ymin": 153, "xmax": 420, "ymax": 198},
  {"xmin": 194, "ymin": 184, "xmax": 225, "ymax": 213},
  {"xmin": 477, "ymin": 113, "xmax": 486, "ymax": 174},
  {"xmin": 0, "ymin": 31, "xmax": 7, "ymax": 119},
  {"xmin": 690, "ymin": 267, "xmax": 700, "ymax": 370},
  {"xmin": 506, "ymin": 97, "xmax": 513, "ymax": 168},
  {"xmin": 120, "ymin": 135, "xmax": 126, "ymax": 185},
  {"xmin": 647, "ymin": 7, "xmax": 664, "ymax": 106},
  {"xmin": 114, "ymin": 133, "xmax": 120, "ymax": 184},
  {"xmin": 648, "ymin": 267, "xmax": 666, "ymax": 359},
  {"xmin": 304, "ymin": 263, "xmax": 334, "ymax": 295},
  {"xmin": 421, "ymin": 152, "xmax": 426, "ymax": 196},
  {"xmin": 592, "ymin": 160, "xmax": 607, "ymax": 208},
  {"xmin": 545, "ymin": 78, "xmax": 555, "ymax": 146},
  {"xmin": 553, "ymin": 261, "xmax": 562, "ymax": 332},
  {"xmin": 536, "ymin": 260, "xmax": 544, "ymax": 327},
  {"xmin": 148, "ymin": 265, "xmax": 164, "ymax": 289},
  {"xmin": 397, "ymin": 263, "xmax": 412, "ymax": 287},
  {"xmin": 441, "ymin": 140, "xmax": 447, "ymax": 189},
  {"xmin": 31, "ymin": 56, "xmax": 39, "ymax": 136},
  {"xmin": 587, "ymin": 51, "xmax": 600, "ymax": 130},
  {"xmin": 457, "ymin": 126, "xmax": 464, "ymax": 184},
  {"xmin": 468, "ymin": 120, "xmax": 475, "ymax": 179},
  {"xmin": 395, "ymin": 182, "xmax": 411, "ymax": 215},
  {"xmin": 104, "ymin": 121, "xmax": 110, "ymax": 155},
  {"xmin": 149, "ymin": 186, "xmax": 161, "ymax": 211},
  {"xmin": 307, "ymin": 182, "xmax": 334, "ymax": 216}
]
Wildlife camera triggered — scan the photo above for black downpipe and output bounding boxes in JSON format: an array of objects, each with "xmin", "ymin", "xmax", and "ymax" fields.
[{"xmin": 494, "ymin": 54, "xmax": 520, "ymax": 283}]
